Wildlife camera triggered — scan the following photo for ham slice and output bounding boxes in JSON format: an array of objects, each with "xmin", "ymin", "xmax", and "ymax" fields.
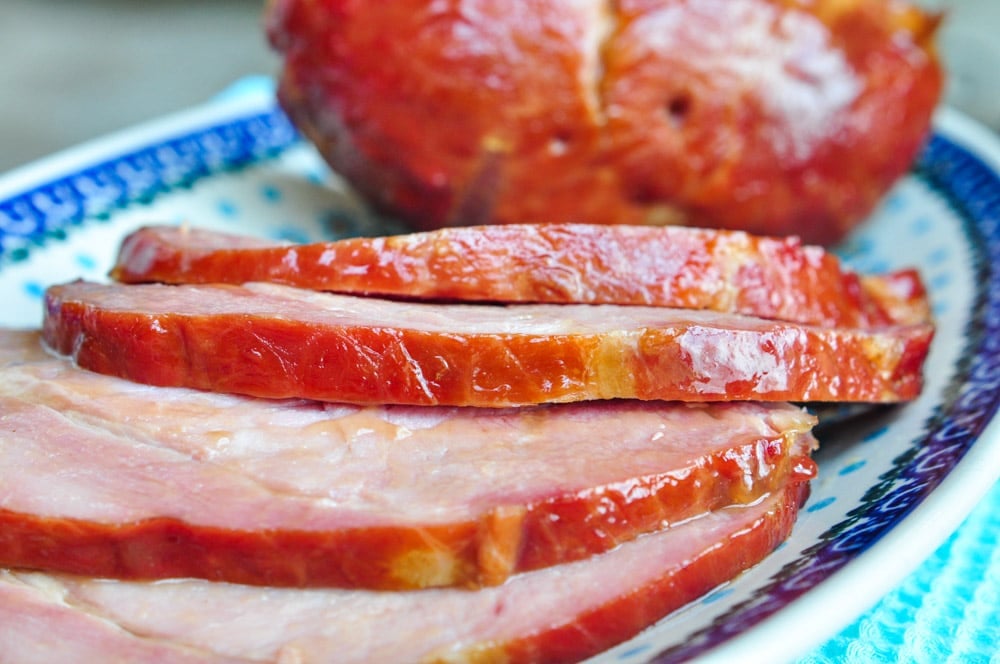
[
  {"xmin": 0, "ymin": 329, "xmax": 816, "ymax": 589},
  {"xmin": 43, "ymin": 280, "xmax": 933, "ymax": 406},
  {"xmin": 0, "ymin": 484, "xmax": 806, "ymax": 664},
  {"xmin": 0, "ymin": 572, "xmax": 233, "ymax": 663},
  {"xmin": 112, "ymin": 224, "xmax": 931, "ymax": 327}
]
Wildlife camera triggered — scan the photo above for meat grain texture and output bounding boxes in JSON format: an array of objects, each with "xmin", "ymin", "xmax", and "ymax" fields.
[
  {"xmin": 42, "ymin": 280, "xmax": 934, "ymax": 406},
  {"xmin": 0, "ymin": 486, "xmax": 807, "ymax": 664},
  {"xmin": 0, "ymin": 330, "xmax": 817, "ymax": 589},
  {"xmin": 266, "ymin": 0, "xmax": 943, "ymax": 245},
  {"xmin": 0, "ymin": 326, "xmax": 815, "ymax": 661},
  {"xmin": 113, "ymin": 224, "xmax": 932, "ymax": 328}
]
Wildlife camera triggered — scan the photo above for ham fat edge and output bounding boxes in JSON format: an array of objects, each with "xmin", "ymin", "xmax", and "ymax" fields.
[
  {"xmin": 41, "ymin": 280, "xmax": 932, "ymax": 407},
  {"xmin": 1, "ymin": 329, "xmax": 814, "ymax": 590},
  {"xmin": 0, "ymin": 485, "xmax": 807, "ymax": 664},
  {"xmin": 112, "ymin": 224, "xmax": 930, "ymax": 328}
]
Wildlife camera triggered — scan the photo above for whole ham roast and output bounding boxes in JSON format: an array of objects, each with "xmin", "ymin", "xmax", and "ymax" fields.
[{"xmin": 265, "ymin": 0, "xmax": 943, "ymax": 245}]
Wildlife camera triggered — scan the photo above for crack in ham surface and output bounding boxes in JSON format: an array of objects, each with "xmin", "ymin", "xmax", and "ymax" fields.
[
  {"xmin": 42, "ymin": 281, "xmax": 933, "ymax": 407},
  {"xmin": 0, "ymin": 329, "xmax": 815, "ymax": 589},
  {"xmin": 0, "ymin": 485, "xmax": 806, "ymax": 664},
  {"xmin": 111, "ymin": 224, "xmax": 930, "ymax": 328},
  {"xmin": 265, "ymin": 0, "xmax": 941, "ymax": 245}
]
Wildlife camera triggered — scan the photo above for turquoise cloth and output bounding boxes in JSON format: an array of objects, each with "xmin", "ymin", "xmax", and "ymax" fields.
[{"xmin": 801, "ymin": 482, "xmax": 999, "ymax": 663}]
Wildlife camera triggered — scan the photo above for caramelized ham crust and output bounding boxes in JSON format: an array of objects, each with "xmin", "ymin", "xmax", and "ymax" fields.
[
  {"xmin": 0, "ymin": 329, "xmax": 815, "ymax": 589},
  {"xmin": 266, "ymin": 0, "xmax": 942, "ymax": 244},
  {"xmin": 43, "ymin": 281, "xmax": 933, "ymax": 406},
  {"xmin": 0, "ymin": 484, "xmax": 807, "ymax": 664},
  {"xmin": 112, "ymin": 224, "xmax": 931, "ymax": 327}
]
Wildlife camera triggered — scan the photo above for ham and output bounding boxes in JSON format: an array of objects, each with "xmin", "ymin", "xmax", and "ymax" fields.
[
  {"xmin": 112, "ymin": 224, "xmax": 931, "ymax": 327},
  {"xmin": 0, "ymin": 329, "xmax": 816, "ymax": 589},
  {"xmin": 43, "ymin": 280, "xmax": 933, "ymax": 406},
  {"xmin": 0, "ymin": 572, "xmax": 233, "ymax": 663},
  {"xmin": 265, "ymin": 0, "xmax": 942, "ymax": 246},
  {"xmin": 0, "ymin": 484, "xmax": 806, "ymax": 664}
]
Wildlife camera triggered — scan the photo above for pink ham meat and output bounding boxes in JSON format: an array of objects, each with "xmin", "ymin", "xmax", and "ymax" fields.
[
  {"xmin": 0, "ymin": 572, "xmax": 235, "ymax": 664},
  {"xmin": 43, "ymin": 280, "xmax": 933, "ymax": 406},
  {"xmin": 112, "ymin": 223, "xmax": 931, "ymax": 327},
  {"xmin": 0, "ymin": 330, "xmax": 816, "ymax": 589},
  {"xmin": 0, "ymin": 484, "xmax": 806, "ymax": 664}
]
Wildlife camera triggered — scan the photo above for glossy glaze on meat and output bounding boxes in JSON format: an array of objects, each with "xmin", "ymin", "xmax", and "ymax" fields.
[
  {"xmin": 266, "ymin": 0, "xmax": 943, "ymax": 244},
  {"xmin": 0, "ymin": 484, "xmax": 806, "ymax": 663},
  {"xmin": 112, "ymin": 224, "xmax": 931, "ymax": 327},
  {"xmin": 0, "ymin": 329, "xmax": 815, "ymax": 589},
  {"xmin": 43, "ymin": 280, "xmax": 933, "ymax": 406}
]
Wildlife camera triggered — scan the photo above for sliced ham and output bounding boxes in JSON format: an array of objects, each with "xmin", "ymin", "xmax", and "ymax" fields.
[
  {"xmin": 112, "ymin": 223, "xmax": 931, "ymax": 327},
  {"xmin": 0, "ymin": 572, "xmax": 233, "ymax": 664},
  {"xmin": 43, "ymin": 280, "xmax": 933, "ymax": 406},
  {"xmin": 1, "ymin": 484, "xmax": 807, "ymax": 664},
  {"xmin": 0, "ymin": 329, "xmax": 816, "ymax": 589}
]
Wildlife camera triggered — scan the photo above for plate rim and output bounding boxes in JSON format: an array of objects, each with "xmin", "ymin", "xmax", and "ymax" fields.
[
  {"xmin": 701, "ymin": 427, "xmax": 1000, "ymax": 663},
  {"xmin": 692, "ymin": 107, "xmax": 1000, "ymax": 662},
  {"xmin": 0, "ymin": 81, "xmax": 296, "ymax": 267},
  {"xmin": 0, "ymin": 82, "xmax": 279, "ymax": 202}
]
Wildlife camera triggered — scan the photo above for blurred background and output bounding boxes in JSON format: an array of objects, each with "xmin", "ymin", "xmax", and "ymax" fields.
[
  {"xmin": 1, "ymin": 0, "xmax": 998, "ymax": 174},
  {"xmin": 0, "ymin": 0, "xmax": 276, "ymax": 172}
]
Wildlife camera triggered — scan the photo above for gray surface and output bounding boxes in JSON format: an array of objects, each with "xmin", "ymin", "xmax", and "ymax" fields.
[
  {"xmin": 0, "ymin": 0, "xmax": 277, "ymax": 173},
  {"xmin": 0, "ymin": 1, "xmax": 997, "ymax": 175},
  {"xmin": 919, "ymin": 0, "xmax": 1000, "ymax": 131}
]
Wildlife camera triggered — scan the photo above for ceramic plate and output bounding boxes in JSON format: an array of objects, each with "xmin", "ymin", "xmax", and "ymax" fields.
[{"xmin": 1, "ymin": 85, "xmax": 998, "ymax": 663}]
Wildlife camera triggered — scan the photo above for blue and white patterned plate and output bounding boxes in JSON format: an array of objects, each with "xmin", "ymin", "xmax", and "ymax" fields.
[{"xmin": 0, "ymin": 82, "xmax": 997, "ymax": 663}]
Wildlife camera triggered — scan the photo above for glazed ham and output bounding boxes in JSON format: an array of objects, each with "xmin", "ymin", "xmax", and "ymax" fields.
[
  {"xmin": 112, "ymin": 224, "xmax": 931, "ymax": 327},
  {"xmin": 0, "ymin": 484, "xmax": 806, "ymax": 664},
  {"xmin": 0, "ymin": 572, "xmax": 234, "ymax": 664},
  {"xmin": 0, "ymin": 330, "xmax": 816, "ymax": 589},
  {"xmin": 43, "ymin": 280, "xmax": 933, "ymax": 406},
  {"xmin": 266, "ymin": 0, "xmax": 942, "ymax": 245},
  {"xmin": 9, "ymin": 208, "xmax": 935, "ymax": 657}
]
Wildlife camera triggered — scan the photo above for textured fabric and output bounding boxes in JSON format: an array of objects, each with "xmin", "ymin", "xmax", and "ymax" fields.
[{"xmin": 802, "ymin": 481, "xmax": 999, "ymax": 663}]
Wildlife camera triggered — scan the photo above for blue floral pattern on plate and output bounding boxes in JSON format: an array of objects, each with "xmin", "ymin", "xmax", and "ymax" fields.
[
  {"xmin": 0, "ymin": 106, "xmax": 297, "ymax": 263},
  {"xmin": 0, "ymin": 89, "xmax": 996, "ymax": 662}
]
